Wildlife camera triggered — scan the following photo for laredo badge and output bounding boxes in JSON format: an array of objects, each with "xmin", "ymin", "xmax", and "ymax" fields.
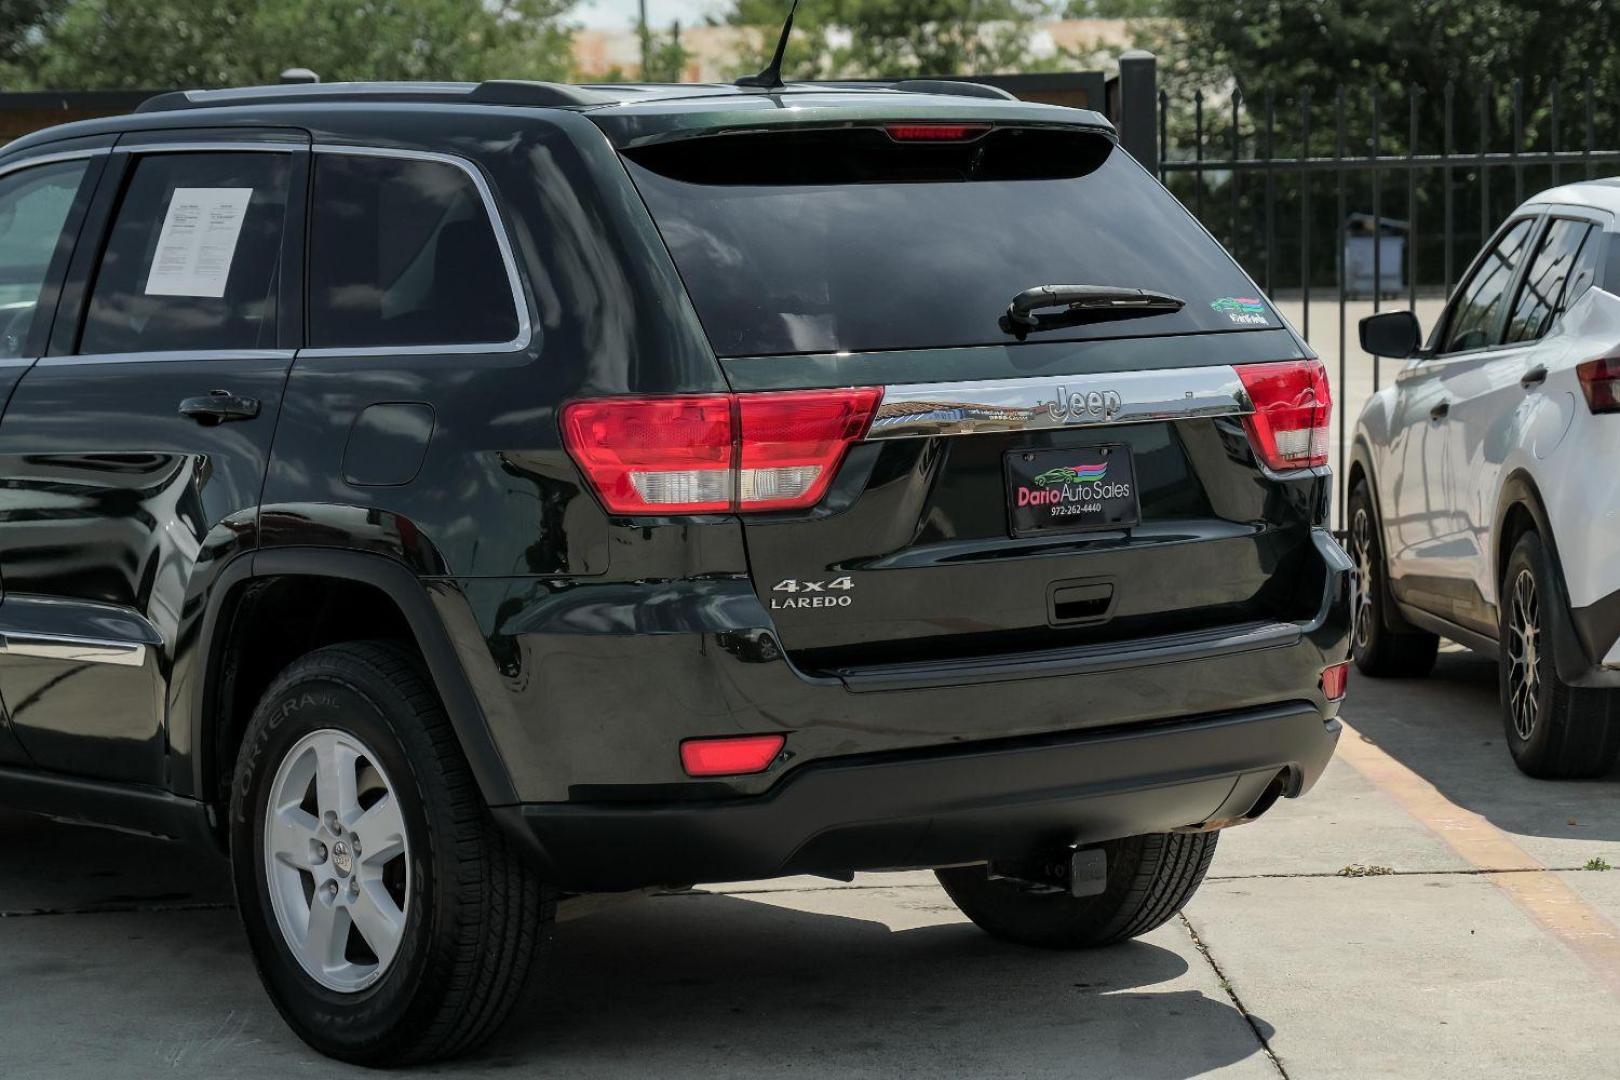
[
  {"xmin": 771, "ymin": 576, "xmax": 855, "ymax": 609},
  {"xmin": 1210, "ymin": 296, "xmax": 1269, "ymax": 326}
]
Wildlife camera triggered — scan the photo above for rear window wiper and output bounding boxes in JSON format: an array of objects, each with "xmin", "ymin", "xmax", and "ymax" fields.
[{"xmin": 1001, "ymin": 284, "xmax": 1185, "ymax": 340}]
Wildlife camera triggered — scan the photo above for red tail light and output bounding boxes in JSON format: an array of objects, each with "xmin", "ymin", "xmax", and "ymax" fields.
[
  {"xmin": 561, "ymin": 388, "xmax": 882, "ymax": 515},
  {"xmin": 1235, "ymin": 359, "xmax": 1333, "ymax": 470},
  {"xmin": 1321, "ymin": 661, "xmax": 1350, "ymax": 701},
  {"xmin": 883, "ymin": 123, "xmax": 991, "ymax": 142},
  {"xmin": 1577, "ymin": 355, "xmax": 1620, "ymax": 413},
  {"xmin": 738, "ymin": 389, "xmax": 883, "ymax": 510},
  {"xmin": 680, "ymin": 734, "xmax": 786, "ymax": 776},
  {"xmin": 559, "ymin": 395, "xmax": 734, "ymax": 513}
]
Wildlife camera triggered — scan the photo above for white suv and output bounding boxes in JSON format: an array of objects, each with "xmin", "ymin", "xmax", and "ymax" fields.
[{"xmin": 1352, "ymin": 179, "xmax": 1620, "ymax": 778}]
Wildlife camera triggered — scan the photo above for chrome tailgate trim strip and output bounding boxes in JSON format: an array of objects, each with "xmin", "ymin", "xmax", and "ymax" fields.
[{"xmin": 868, "ymin": 364, "xmax": 1252, "ymax": 440}]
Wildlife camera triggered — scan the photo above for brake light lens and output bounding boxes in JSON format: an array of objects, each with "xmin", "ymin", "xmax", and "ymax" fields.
[
  {"xmin": 559, "ymin": 395, "xmax": 734, "ymax": 513},
  {"xmin": 561, "ymin": 388, "xmax": 882, "ymax": 515},
  {"xmin": 1321, "ymin": 661, "xmax": 1350, "ymax": 701},
  {"xmin": 1235, "ymin": 359, "xmax": 1333, "ymax": 470},
  {"xmin": 738, "ymin": 389, "xmax": 882, "ymax": 510},
  {"xmin": 680, "ymin": 734, "xmax": 786, "ymax": 776},
  {"xmin": 884, "ymin": 123, "xmax": 991, "ymax": 142},
  {"xmin": 1577, "ymin": 355, "xmax": 1620, "ymax": 413}
]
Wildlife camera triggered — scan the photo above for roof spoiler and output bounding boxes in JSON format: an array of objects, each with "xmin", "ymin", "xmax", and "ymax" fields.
[{"xmin": 798, "ymin": 79, "xmax": 1018, "ymax": 102}]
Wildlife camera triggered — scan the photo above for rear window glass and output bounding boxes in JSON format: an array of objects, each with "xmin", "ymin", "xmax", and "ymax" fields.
[{"xmin": 624, "ymin": 127, "xmax": 1273, "ymax": 358}]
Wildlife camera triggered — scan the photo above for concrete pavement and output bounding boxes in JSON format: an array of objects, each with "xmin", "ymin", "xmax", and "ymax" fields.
[{"xmin": 5, "ymin": 648, "xmax": 1620, "ymax": 1077}]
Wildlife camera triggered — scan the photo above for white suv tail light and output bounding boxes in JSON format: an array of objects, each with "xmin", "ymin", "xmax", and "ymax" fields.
[{"xmin": 1578, "ymin": 355, "xmax": 1620, "ymax": 413}]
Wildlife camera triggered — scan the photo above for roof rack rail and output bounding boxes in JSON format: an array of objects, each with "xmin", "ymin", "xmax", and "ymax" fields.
[
  {"xmin": 467, "ymin": 81, "xmax": 619, "ymax": 107},
  {"xmin": 893, "ymin": 79, "xmax": 1018, "ymax": 101},
  {"xmin": 136, "ymin": 80, "xmax": 616, "ymax": 114}
]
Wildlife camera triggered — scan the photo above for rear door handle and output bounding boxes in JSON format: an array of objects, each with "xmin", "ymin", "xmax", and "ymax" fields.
[
  {"xmin": 178, "ymin": 390, "xmax": 260, "ymax": 426},
  {"xmin": 1429, "ymin": 400, "xmax": 1450, "ymax": 421},
  {"xmin": 1521, "ymin": 364, "xmax": 1549, "ymax": 389}
]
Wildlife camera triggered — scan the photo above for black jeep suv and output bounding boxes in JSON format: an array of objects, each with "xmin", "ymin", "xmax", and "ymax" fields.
[{"xmin": 0, "ymin": 78, "xmax": 1350, "ymax": 1064}]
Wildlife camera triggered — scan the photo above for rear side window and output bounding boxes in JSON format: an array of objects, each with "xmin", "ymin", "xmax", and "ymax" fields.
[
  {"xmin": 624, "ymin": 127, "xmax": 1274, "ymax": 358},
  {"xmin": 0, "ymin": 160, "xmax": 87, "ymax": 358},
  {"xmin": 307, "ymin": 153, "xmax": 520, "ymax": 350},
  {"xmin": 81, "ymin": 152, "xmax": 290, "ymax": 355},
  {"xmin": 1439, "ymin": 217, "xmax": 1535, "ymax": 354},
  {"xmin": 1561, "ymin": 224, "xmax": 1605, "ymax": 312},
  {"xmin": 1504, "ymin": 218, "xmax": 1595, "ymax": 344}
]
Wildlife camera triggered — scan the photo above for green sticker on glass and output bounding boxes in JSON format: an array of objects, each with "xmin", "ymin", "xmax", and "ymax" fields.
[{"xmin": 1210, "ymin": 296, "xmax": 1269, "ymax": 325}]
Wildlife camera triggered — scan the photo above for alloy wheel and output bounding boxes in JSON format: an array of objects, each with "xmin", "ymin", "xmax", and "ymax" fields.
[
  {"xmin": 263, "ymin": 729, "xmax": 412, "ymax": 993},
  {"xmin": 1506, "ymin": 568, "xmax": 1542, "ymax": 741},
  {"xmin": 1351, "ymin": 507, "xmax": 1376, "ymax": 653}
]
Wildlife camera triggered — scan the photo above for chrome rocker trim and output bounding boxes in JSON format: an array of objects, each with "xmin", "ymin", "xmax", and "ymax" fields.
[{"xmin": 0, "ymin": 632, "xmax": 146, "ymax": 668}]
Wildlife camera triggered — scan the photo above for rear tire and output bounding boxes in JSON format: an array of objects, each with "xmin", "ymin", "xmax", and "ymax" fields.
[
  {"xmin": 230, "ymin": 640, "xmax": 554, "ymax": 1066},
  {"xmin": 1499, "ymin": 533, "xmax": 1620, "ymax": 779},
  {"xmin": 936, "ymin": 832, "xmax": 1218, "ymax": 949},
  {"xmin": 1349, "ymin": 480, "xmax": 1439, "ymax": 678}
]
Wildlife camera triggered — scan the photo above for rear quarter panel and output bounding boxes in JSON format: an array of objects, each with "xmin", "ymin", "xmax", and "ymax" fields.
[{"xmin": 1528, "ymin": 286, "xmax": 1620, "ymax": 610}]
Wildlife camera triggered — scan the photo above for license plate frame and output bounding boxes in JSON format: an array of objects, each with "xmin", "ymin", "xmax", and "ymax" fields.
[{"xmin": 1004, "ymin": 444, "xmax": 1140, "ymax": 537}]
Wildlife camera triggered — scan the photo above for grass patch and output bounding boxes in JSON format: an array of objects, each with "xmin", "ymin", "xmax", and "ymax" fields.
[
  {"xmin": 1584, "ymin": 857, "xmax": 1612, "ymax": 872},
  {"xmin": 1336, "ymin": 864, "xmax": 1395, "ymax": 878}
]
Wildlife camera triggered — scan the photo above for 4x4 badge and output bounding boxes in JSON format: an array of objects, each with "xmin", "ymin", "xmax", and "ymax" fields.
[
  {"xmin": 1046, "ymin": 387, "xmax": 1123, "ymax": 423},
  {"xmin": 771, "ymin": 576, "xmax": 855, "ymax": 610}
]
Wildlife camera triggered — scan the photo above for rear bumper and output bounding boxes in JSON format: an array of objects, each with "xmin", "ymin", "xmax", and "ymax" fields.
[
  {"xmin": 458, "ymin": 527, "xmax": 1352, "ymax": 803},
  {"xmin": 500, "ymin": 702, "xmax": 1340, "ymax": 891}
]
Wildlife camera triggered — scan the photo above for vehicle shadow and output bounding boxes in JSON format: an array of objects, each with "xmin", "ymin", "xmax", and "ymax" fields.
[
  {"xmin": 480, "ymin": 888, "xmax": 1274, "ymax": 1080},
  {"xmin": 1343, "ymin": 647, "xmax": 1620, "ymax": 843},
  {"xmin": 0, "ymin": 811, "xmax": 1276, "ymax": 1078},
  {"xmin": 0, "ymin": 808, "xmax": 232, "ymax": 914},
  {"xmin": 0, "ymin": 816, "xmax": 1274, "ymax": 1078}
]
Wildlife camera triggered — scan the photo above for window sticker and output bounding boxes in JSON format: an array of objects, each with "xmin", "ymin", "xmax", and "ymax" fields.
[
  {"xmin": 144, "ymin": 187, "xmax": 253, "ymax": 298},
  {"xmin": 1209, "ymin": 296, "xmax": 1270, "ymax": 326}
]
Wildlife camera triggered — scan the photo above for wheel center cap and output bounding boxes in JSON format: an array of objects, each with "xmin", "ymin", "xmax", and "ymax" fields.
[{"xmin": 332, "ymin": 840, "xmax": 353, "ymax": 877}]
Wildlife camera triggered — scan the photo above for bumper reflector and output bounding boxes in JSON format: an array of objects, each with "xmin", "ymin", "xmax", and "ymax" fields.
[
  {"xmin": 680, "ymin": 734, "xmax": 787, "ymax": 777},
  {"xmin": 1320, "ymin": 661, "xmax": 1350, "ymax": 701}
]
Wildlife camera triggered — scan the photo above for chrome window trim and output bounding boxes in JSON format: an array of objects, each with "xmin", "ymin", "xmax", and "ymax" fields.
[
  {"xmin": 0, "ymin": 148, "xmax": 107, "ymax": 366},
  {"xmin": 0, "ymin": 631, "xmax": 146, "ymax": 668},
  {"xmin": 866, "ymin": 365, "xmax": 1254, "ymax": 440},
  {"xmin": 118, "ymin": 140, "xmax": 305, "ymax": 155},
  {"xmin": 41, "ymin": 348, "xmax": 295, "ymax": 368},
  {"xmin": 297, "ymin": 144, "xmax": 533, "ymax": 358},
  {"xmin": 0, "ymin": 146, "xmax": 111, "ymax": 179}
]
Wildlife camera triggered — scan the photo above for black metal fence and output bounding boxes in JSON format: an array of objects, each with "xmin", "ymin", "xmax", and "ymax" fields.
[{"xmin": 1137, "ymin": 63, "xmax": 1620, "ymax": 523}]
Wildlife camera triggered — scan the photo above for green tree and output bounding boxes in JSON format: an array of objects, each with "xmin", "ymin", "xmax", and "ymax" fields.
[
  {"xmin": 13, "ymin": 0, "xmax": 575, "ymax": 89},
  {"xmin": 1155, "ymin": 0, "xmax": 1620, "ymax": 150},
  {"xmin": 641, "ymin": 21, "xmax": 691, "ymax": 82},
  {"xmin": 721, "ymin": 0, "xmax": 1063, "ymax": 81},
  {"xmin": 1064, "ymin": 0, "xmax": 1165, "ymax": 16},
  {"xmin": 0, "ymin": 1, "xmax": 64, "ymax": 74},
  {"xmin": 1145, "ymin": 0, "xmax": 1620, "ymax": 290}
]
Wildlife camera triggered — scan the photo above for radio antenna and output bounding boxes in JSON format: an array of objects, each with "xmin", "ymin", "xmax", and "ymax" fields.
[{"xmin": 735, "ymin": 0, "xmax": 801, "ymax": 91}]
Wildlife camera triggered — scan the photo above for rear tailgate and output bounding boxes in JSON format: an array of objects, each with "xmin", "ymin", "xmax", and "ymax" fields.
[
  {"xmin": 726, "ymin": 357, "xmax": 1331, "ymax": 674},
  {"xmin": 613, "ymin": 115, "xmax": 1333, "ymax": 676}
]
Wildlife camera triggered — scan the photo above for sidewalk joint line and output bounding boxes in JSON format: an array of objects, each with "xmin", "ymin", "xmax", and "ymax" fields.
[
  {"xmin": 1180, "ymin": 912, "xmax": 1291, "ymax": 1080},
  {"xmin": 1207, "ymin": 865, "xmax": 1589, "ymax": 881}
]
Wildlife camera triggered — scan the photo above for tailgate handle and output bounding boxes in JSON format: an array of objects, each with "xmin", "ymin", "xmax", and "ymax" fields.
[{"xmin": 1049, "ymin": 580, "xmax": 1116, "ymax": 625}]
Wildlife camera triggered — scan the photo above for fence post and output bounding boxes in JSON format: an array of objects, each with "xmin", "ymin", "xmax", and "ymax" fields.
[{"xmin": 1115, "ymin": 50, "xmax": 1159, "ymax": 174}]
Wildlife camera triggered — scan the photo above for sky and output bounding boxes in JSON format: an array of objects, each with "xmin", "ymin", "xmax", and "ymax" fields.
[{"xmin": 574, "ymin": 0, "xmax": 725, "ymax": 29}]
